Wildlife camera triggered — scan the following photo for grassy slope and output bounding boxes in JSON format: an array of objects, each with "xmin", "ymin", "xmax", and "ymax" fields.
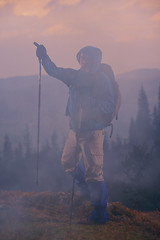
[{"xmin": 0, "ymin": 191, "xmax": 159, "ymax": 240}]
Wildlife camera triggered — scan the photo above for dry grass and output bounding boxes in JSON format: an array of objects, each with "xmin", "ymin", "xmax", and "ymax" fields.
[{"xmin": 0, "ymin": 191, "xmax": 159, "ymax": 240}]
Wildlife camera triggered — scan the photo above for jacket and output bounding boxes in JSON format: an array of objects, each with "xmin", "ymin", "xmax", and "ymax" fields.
[{"xmin": 42, "ymin": 46, "xmax": 115, "ymax": 132}]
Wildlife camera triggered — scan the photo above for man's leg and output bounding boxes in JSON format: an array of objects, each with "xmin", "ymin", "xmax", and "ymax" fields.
[
  {"xmin": 87, "ymin": 180, "xmax": 108, "ymax": 224},
  {"xmin": 80, "ymin": 130, "xmax": 108, "ymax": 224},
  {"xmin": 61, "ymin": 130, "xmax": 81, "ymax": 173},
  {"xmin": 61, "ymin": 130, "xmax": 89, "ymax": 198},
  {"xmin": 74, "ymin": 161, "xmax": 90, "ymax": 199}
]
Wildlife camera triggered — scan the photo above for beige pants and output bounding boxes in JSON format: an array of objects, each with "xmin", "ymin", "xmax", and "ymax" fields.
[{"xmin": 61, "ymin": 130, "xmax": 104, "ymax": 182}]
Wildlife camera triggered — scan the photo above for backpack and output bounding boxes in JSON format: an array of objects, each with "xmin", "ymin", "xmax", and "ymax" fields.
[{"xmin": 100, "ymin": 63, "xmax": 121, "ymax": 135}]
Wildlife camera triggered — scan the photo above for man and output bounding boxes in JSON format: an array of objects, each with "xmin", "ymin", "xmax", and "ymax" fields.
[{"xmin": 35, "ymin": 44, "xmax": 115, "ymax": 224}]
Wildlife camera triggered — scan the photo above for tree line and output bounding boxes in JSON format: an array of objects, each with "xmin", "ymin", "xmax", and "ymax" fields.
[
  {"xmin": 0, "ymin": 85, "xmax": 160, "ymax": 211},
  {"xmin": 103, "ymin": 85, "xmax": 160, "ymax": 211}
]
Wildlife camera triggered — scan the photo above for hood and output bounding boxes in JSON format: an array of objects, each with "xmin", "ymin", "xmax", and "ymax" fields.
[{"xmin": 76, "ymin": 46, "xmax": 102, "ymax": 72}]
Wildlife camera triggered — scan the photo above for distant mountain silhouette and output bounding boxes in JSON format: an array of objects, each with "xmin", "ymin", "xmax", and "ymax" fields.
[
  {"xmin": 0, "ymin": 68, "xmax": 160, "ymax": 145},
  {"xmin": 0, "ymin": 75, "xmax": 69, "ymax": 145}
]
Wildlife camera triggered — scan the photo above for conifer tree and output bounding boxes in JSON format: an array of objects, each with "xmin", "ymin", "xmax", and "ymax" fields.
[
  {"xmin": 153, "ymin": 85, "xmax": 160, "ymax": 154},
  {"xmin": 3, "ymin": 134, "xmax": 12, "ymax": 162},
  {"xmin": 135, "ymin": 85, "xmax": 151, "ymax": 146},
  {"xmin": 23, "ymin": 126, "xmax": 32, "ymax": 157},
  {"xmin": 51, "ymin": 131, "xmax": 59, "ymax": 160},
  {"xmin": 14, "ymin": 142, "xmax": 23, "ymax": 162},
  {"xmin": 128, "ymin": 117, "xmax": 136, "ymax": 145}
]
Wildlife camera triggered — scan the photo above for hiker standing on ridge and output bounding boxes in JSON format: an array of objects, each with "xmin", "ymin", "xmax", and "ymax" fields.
[{"xmin": 35, "ymin": 44, "xmax": 115, "ymax": 224}]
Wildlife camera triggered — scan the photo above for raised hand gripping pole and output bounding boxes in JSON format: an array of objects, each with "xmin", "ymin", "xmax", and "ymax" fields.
[{"xmin": 33, "ymin": 42, "xmax": 41, "ymax": 185}]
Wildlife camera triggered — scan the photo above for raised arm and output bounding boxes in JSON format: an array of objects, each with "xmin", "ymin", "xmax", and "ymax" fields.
[{"xmin": 35, "ymin": 44, "xmax": 77, "ymax": 87}]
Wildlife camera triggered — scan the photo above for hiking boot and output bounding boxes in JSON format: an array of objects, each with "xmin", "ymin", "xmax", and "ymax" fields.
[
  {"xmin": 79, "ymin": 214, "xmax": 108, "ymax": 225},
  {"xmin": 88, "ymin": 206, "xmax": 109, "ymax": 224}
]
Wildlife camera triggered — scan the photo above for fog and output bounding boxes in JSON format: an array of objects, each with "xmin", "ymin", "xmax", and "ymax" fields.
[
  {"xmin": 0, "ymin": 4, "xmax": 160, "ymax": 240},
  {"xmin": 0, "ymin": 68, "xmax": 160, "ymax": 211},
  {"xmin": 0, "ymin": 69, "xmax": 160, "ymax": 144}
]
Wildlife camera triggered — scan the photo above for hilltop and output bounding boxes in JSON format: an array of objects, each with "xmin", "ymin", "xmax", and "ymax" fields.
[{"xmin": 0, "ymin": 191, "xmax": 159, "ymax": 240}]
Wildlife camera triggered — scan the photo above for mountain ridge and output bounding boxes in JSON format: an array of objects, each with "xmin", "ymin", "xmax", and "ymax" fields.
[
  {"xmin": 1, "ymin": 67, "xmax": 160, "ymax": 80},
  {"xmin": 0, "ymin": 68, "xmax": 160, "ymax": 144}
]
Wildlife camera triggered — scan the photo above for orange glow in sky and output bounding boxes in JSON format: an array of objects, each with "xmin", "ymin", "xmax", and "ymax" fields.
[{"xmin": 0, "ymin": 0, "xmax": 160, "ymax": 78}]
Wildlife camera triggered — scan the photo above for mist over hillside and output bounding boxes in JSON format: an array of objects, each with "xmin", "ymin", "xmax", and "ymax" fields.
[
  {"xmin": 116, "ymin": 68, "xmax": 160, "ymax": 139},
  {"xmin": 0, "ymin": 68, "xmax": 160, "ymax": 146}
]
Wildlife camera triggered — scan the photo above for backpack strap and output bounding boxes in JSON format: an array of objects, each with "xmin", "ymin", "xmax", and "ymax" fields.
[{"xmin": 106, "ymin": 123, "xmax": 113, "ymax": 138}]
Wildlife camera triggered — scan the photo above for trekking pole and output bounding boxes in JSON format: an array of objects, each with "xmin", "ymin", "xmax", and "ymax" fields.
[
  {"xmin": 33, "ymin": 42, "xmax": 41, "ymax": 185},
  {"xmin": 69, "ymin": 108, "xmax": 82, "ymax": 225},
  {"xmin": 70, "ymin": 169, "xmax": 76, "ymax": 225}
]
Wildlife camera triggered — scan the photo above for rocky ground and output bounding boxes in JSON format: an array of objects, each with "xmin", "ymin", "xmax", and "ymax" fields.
[{"xmin": 0, "ymin": 191, "xmax": 159, "ymax": 240}]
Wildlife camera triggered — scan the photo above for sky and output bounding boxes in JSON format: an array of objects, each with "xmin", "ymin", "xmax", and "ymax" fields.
[{"xmin": 0, "ymin": 0, "xmax": 160, "ymax": 78}]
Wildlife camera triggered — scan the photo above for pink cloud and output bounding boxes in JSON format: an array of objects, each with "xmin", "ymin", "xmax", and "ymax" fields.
[
  {"xmin": 152, "ymin": 12, "xmax": 160, "ymax": 22},
  {"xmin": 59, "ymin": 0, "xmax": 81, "ymax": 5},
  {"xmin": 14, "ymin": 0, "xmax": 50, "ymax": 17},
  {"xmin": 0, "ymin": 0, "xmax": 51, "ymax": 17},
  {"xmin": 0, "ymin": 0, "xmax": 159, "ymax": 78}
]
